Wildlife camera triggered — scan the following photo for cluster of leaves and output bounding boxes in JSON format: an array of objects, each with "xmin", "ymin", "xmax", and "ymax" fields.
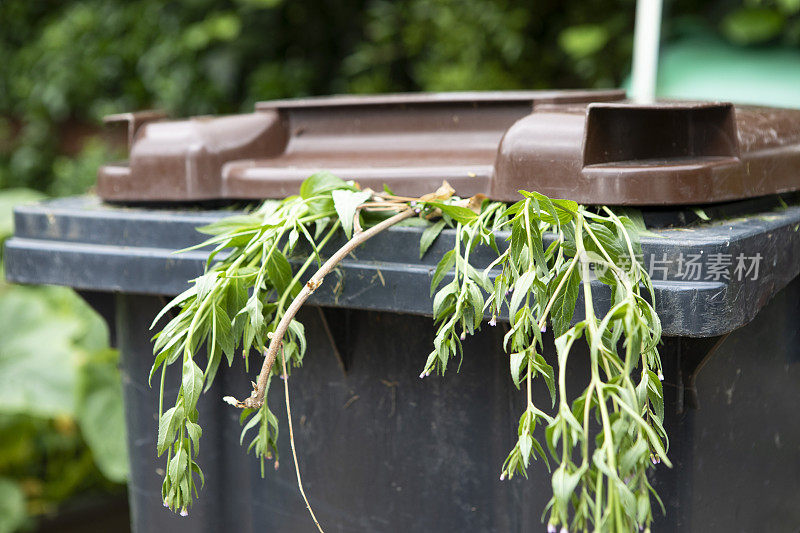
[
  {"xmin": 0, "ymin": 190, "xmax": 127, "ymax": 532},
  {"xmin": 420, "ymin": 201, "xmax": 506, "ymax": 376},
  {"xmin": 425, "ymin": 194, "xmax": 668, "ymax": 532},
  {"xmin": 150, "ymin": 172, "xmax": 385, "ymax": 514}
]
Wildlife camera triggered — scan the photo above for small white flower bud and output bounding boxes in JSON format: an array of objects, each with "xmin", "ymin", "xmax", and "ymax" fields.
[
  {"xmin": 560, "ymin": 527, "xmax": 568, "ymax": 533},
  {"xmin": 163, "ymin": 500, "xmax": 169, "ymax": 508},
  {"xmin": 499, "ymin": 473, "xmax": 506, "ymax": 481},
  {"xmin": 547, "ymin": 524, "xmax": 556, "ymax": 533},
  {"xmin": 657, "ymin": 371, "xmax": 664, "ymax": 381},
  {"xmin": 419, "ymin": 371, "xmax": 426, "ymax": 379},
  {"xmin": 180, "ymin": 508, "xmax": 188, "ymax": 517},
  {"xmin": 489, "ymin": 316, "xmax": 497, "ymax": 327},
  {"xmin": 460, "ymin": 331, "xmax": 466, "ymax": 341}
]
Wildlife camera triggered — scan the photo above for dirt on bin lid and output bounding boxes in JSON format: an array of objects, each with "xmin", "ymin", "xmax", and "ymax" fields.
[{"xmin": 97, "ymin": 90, "xmax": 800, "ymax": 206}]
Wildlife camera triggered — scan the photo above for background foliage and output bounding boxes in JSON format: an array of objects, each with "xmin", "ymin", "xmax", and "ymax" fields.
[{"xmin": 1, "ymin": 0, "xmax": 798, "ymax": 530}]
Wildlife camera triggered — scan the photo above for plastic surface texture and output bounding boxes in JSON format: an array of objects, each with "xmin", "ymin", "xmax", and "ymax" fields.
[{"xmin": 97, "ymin": 90, "xmax": 800, "ymax": 205}]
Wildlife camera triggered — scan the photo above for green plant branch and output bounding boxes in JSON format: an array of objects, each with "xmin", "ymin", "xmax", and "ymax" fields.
[
  {"xmin": 232, "ymin": 207, "xmax": 415, "ymax": 409},
  {"xmin": 150, "ymin": 173, "xmax": 668, "ymax": 531}
]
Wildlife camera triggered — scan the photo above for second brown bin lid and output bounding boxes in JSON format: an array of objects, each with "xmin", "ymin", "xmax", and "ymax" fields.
[{"xmin": 97, "ymin": 90, "xmax": 800, "ymax": 205}]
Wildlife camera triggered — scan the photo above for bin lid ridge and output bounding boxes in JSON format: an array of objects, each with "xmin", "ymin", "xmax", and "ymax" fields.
[{"xmin": 97, "ymin": 90, "xmax": 800, "ymax": 205}]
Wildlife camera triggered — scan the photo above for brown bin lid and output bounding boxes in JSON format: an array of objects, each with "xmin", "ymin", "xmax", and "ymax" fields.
[{"xmin": 97, "ymin": 90, "xmax": 800, "ymax": 205}]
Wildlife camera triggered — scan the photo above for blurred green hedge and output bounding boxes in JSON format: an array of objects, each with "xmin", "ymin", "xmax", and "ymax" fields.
[{"xmin": 1, "ymin": 0, "xmax": 641, "ymax": 194}]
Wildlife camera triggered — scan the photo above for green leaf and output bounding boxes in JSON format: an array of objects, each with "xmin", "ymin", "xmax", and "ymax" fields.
[
  {"xmin": 203, "ymin": 343, "xmax": 222, "ymax": 393},
  {"xmin": 182, "ymin": 358, "xmax": 204, "ymax": 411},
  {"xmin": 240, "ymin": 410, "xmax": 261, "ymax": 445},
  {"xmin": 150, "ymin": 286, "xmax": 197, "ymax": 330},
  {"xmin": 196, "ymin": 214, "xmax": 262, "ymax": 236},
  {"xmin": 420, "ymin": 219, "xmax": 446, "ymax": 259},
  {"xmin": 509, "ymin": 271, "xmax": 536, "ymax": 320},
  {"xmin": 549, "ymin": 260, "xmax": 580, "ymax": 337},
  {"xmin": 194, "ymin": 272, "xmax": 219, "ymax": 301},
  {"xmin": 430, "ymin": 250, "xmax": 455, "ymax": 296},
  {"xmin": 186, "ymin": 420, "xmax": 202, "ymax": 454},
  {"xmin": 157, "ymin": 406, "xmax": 185, "ymax": 456},
  {"xmin": 532, "ymin": 352, "xmax": 556, "ymax": 406},
  {"xmin": 168, "ymin": 447, "xmax": 189, "ymax": 481},
  {"xmin": 300, "ymin": 171, "xmax": 352, "ymax": 199},
  {"xmin": 519, "ymin": 433, "xmax": 533, "ymax": 467},
  {"xmin": 466, "ymin": 282, "xmax": 485, "ymax": 330},
  {"xmin": 551, "ymin": 463, "xmax": 585, "ymax": 502},
  {"xmin": 509, "ymin": 351, "xmax": 527, "ymax": 388},
  {"xmin": 432, "ymin": 282, "xmax": 457, "ymax": 320},
  {"xmin": 552, "ymin": 199, "xmax": 579, "ymax": 222},
  {"xmin": 427, "ymin": 202, "xmax": 478, "ymax": 224},
  {"xmin": 620, "ymin": 437, "xmax": 649, "ymax": 473},
  {"xmin": 265, "ymin": 250, "xmax": 293, "ymax": 294},
  {"xmin": 288, "ymin": 228, "xmax": 300, "ymax": 252},
  {"xmin": 646, "ymin": 370, "xmax": 665, "ymax": 421},
  {"xmin": 214, "ymin": 305, "xmax": 235, "ymax": 365},
  {"xmin": 191, "ymin": 460, "xmax": 205, "ymax": 489},
  {"xmin": 287, "ymin": 319, "xmax": 306, "ymax": 359},
  {"xmin": 332, "ymin": 189, "xmax": 372, "ymax": 239},
  {"xmin": 584, "ymin": 222, "xmax": 626, "ymax": 267}
]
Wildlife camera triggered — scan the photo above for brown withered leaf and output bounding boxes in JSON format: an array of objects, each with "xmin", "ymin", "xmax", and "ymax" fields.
[
  {"xmin": 453, "ymin": 193, "xmax": 487, "ymax": 213},
  {"xmin": 420, "ymin": 181, "xmax": 455, "ymax": 203}
]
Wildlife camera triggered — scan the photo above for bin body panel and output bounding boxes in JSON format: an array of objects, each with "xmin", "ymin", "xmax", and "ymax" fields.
[
  {"xmin": 116, "ymin": 279, "xmax": 800, "ymax": 532},
  {"xmin": 680, "ymin": 276, "xmax": 800, "ymax": 532}
]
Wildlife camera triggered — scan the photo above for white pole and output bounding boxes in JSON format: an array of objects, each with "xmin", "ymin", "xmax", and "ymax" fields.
[{"xmin": 630, "ymin": 0, "xmax": 663, "ymax": 102}]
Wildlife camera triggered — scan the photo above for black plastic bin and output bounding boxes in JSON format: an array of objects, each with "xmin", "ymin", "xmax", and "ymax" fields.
[
  {"xmin": 4, "ymin": 93, "xmax": 800, "ymax": 532},
  {"xmin": 4, "ymin": 194, "xmax": 800, "ymax": 532}
]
